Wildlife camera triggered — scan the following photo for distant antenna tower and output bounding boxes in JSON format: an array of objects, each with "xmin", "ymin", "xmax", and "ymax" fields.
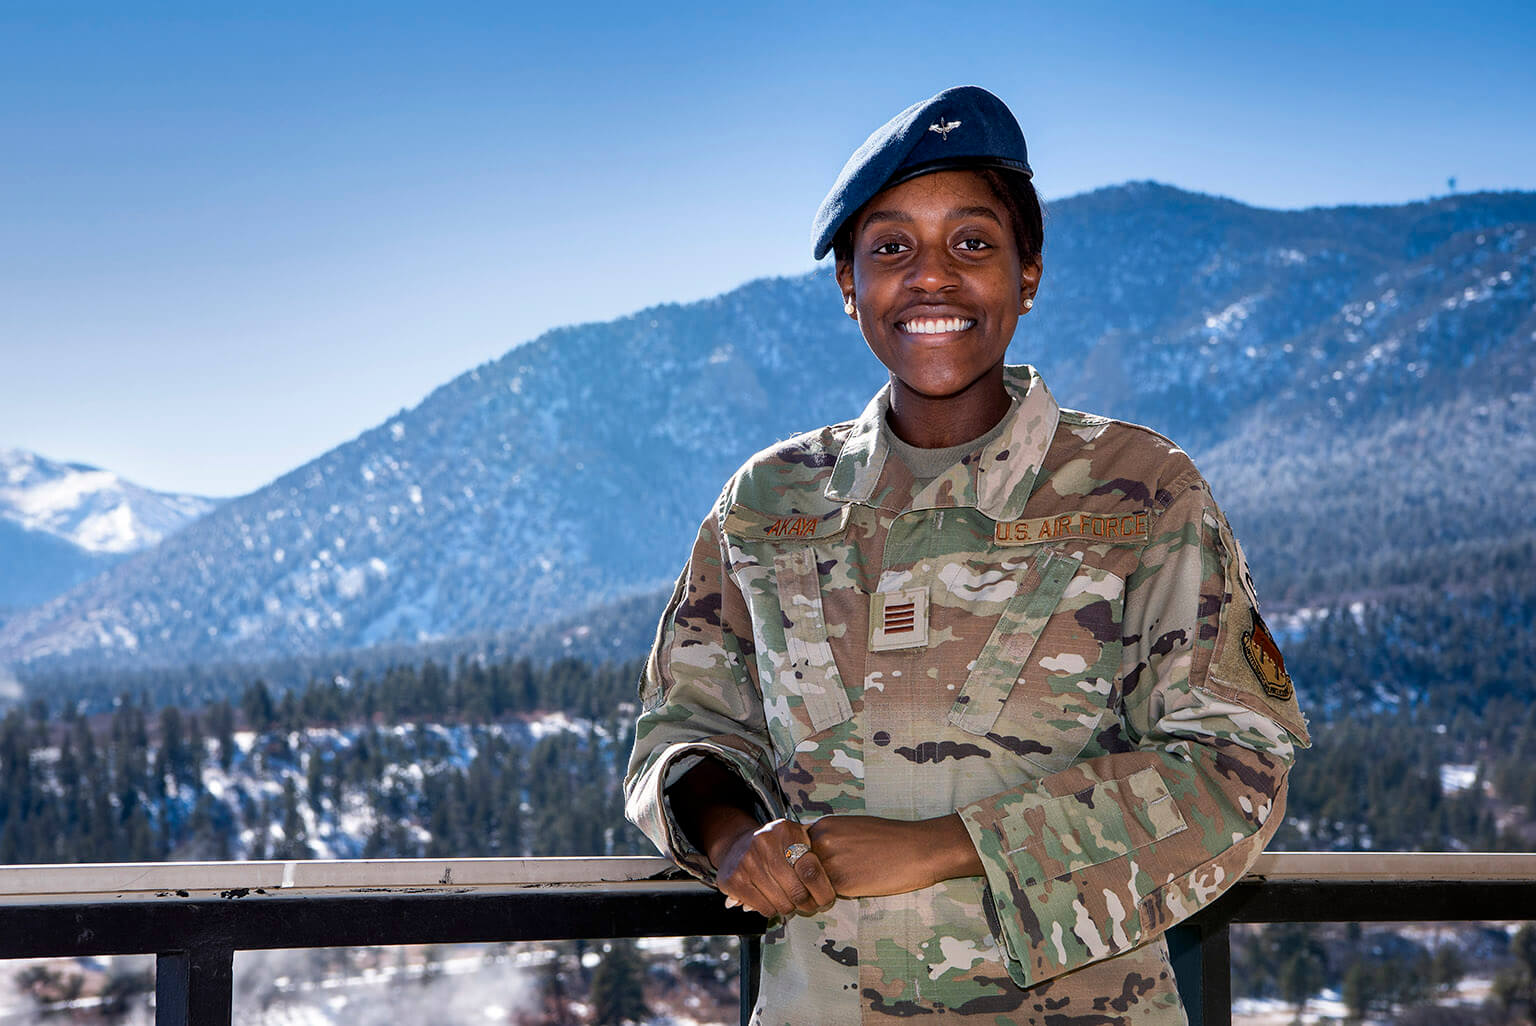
[{"xmin": 1447, "ymin": 176, "xmax": 1458, "ymax": 193}]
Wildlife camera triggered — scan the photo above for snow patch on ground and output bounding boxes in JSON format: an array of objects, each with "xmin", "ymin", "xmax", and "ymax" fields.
[{"xmin": 1439, "ymin": 763, "xmax": 1479, "ymax": 795}]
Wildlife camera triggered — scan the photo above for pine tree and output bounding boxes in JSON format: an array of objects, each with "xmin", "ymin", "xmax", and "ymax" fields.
[
  {"xmin": 184, "ymin": 712, "xmax": 206, "ymax": 788},
  {"xmin": 1341, "ymin": 961, "xmax": 1374, "ymax": 1024},
  {"xmin": 242, "ymin": 680, "xmax": 276, "ymax": 733},
  {"xmin": 1494, "ymin": 924, "xmax": 1536, "ymax": 1023},
  {"xmin": 1270, "ymin": 924, "xmax": 1328, "ymax": 1025},
  {"xmin": 209, "ymin": 699, "xmax": 237, "ymax": 770},
  {"xmin": 306, "ymin": 753, "xmax": 327, "ymax": 815},
  {"xmin": 589, "ymin": 939, "xmax": 648, "ymax": 1026},
  {"xmin": 158, "ymin": 706, "xmax": 188, "ymax": 788},
  {"xmin": 274, "ymin": 779, "xmax": 310, "ymax": 859}
]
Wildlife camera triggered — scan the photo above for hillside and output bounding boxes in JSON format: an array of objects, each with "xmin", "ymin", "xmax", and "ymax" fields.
[{"xmin": 2, "ymin": 183, "xmax": 1532, "ymax": 673}]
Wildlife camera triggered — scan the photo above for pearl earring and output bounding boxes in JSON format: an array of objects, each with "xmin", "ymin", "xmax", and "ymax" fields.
[
  {"xmin": 844, "ymin": 296, "xmax": 856, "ymax": 315},
  {"xmin": 1023, "ymin": 298, "xmax": 1034, "ymax": 310}
]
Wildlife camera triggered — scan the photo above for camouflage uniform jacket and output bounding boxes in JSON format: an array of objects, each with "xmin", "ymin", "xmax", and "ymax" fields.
[{"xmin": 625, "ymin": 364, "xmax": 1309, "ymax": 1025}]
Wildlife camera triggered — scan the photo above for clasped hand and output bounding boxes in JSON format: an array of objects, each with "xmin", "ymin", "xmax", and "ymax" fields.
[{"xmin": 712, "ymin": 813, "xmax": 977, "ymax": 918}]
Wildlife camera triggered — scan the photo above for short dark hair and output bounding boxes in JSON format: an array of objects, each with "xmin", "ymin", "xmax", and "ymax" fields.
[{"xmin": 830, "ymin": 167, "xmax": 1044, "ymax": 268}]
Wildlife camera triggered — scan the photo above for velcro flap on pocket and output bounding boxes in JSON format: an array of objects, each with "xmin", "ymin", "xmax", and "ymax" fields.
[
  {"xmin": 1007, "ymin": 767, "xmax": 1187, "ymax": 876},
  {"xmin": 1119, "ymin": 766, "xmax": 1188, "ymax": 849},
  {"xmin": 947, "ymin": 549, "xmax": 1082, "ymax": 735}
]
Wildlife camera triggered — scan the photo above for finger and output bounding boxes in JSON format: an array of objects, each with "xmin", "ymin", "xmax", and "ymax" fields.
[
  {"xmin": 721, "ymin": 875, "xmax": 776, "ymax": 917},
  {"xmin": 727, "ymin": 823, "xmax": 794, "ymax": 917},
  {"xmin": 792, "ymin": 850, "xmax": 837, "ymax": 912},
  {"xmin": 761, "ymin": 843, "xmax": 825, "ymax": 917},
  {"xmin": 731, "ymin": 850, "xmax": 793, "ymax": 917},
  {"xmin": 756, "ymin": 856, "xmax": 807, "ymax": 917},
  {"xmin": 750, "ymin": 819, "xmax": 826, "ymax": 917},
  {"xmin": 778, "ymin": 826, "xmax": 836, "ymax": 915},
  {"xmin": 743, "ymin": 876, "xmax": 788, "ymax": 918},
  {"xmin": 781, "ymin": 824, "xmax": 833, "ymax": 914},
  {"xmin": 716, "ymin": 830, "xmax": 784, "ymax": 917},
  {"xmin": 770, "ymin": 850, "xmax": 825, "ymax": 916},
  {"xmin": 726, "ymin": 892, "xmax": 765, "ymax": 915}
]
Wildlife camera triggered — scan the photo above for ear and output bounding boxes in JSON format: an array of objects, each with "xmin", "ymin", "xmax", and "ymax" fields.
[
  {"xmin": 1019, "ymin": 254, "xmax": 1043, "ymax": 310},
  {"xmin": 834, "ymin": 259, "xmax": 857, "ymax": 320}
]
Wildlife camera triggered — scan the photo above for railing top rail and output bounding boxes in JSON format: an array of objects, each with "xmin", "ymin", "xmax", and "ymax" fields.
[
  {"xmin": 0, "ymin": 852, "xmax": 1531, "ymax": 905},
  {"xmin": 1251, "ymin": 851, "xmax": 1536, "ymax": 881},
  {"xmin": 0, "ymin": 855, "xmax": 683, "ymax": 906}
]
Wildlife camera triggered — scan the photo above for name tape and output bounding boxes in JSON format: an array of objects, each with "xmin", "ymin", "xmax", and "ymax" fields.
[
  {"xmin": 763, "ymin": 515, "xmax": 821, "ymax": 539},
  {"xmin": 722, "ymin": 504, "xmax": 849, "ymax": 541},
  {"xmin": 994, "ymin": 510, "xmax": 1150, "ymax": 546}
]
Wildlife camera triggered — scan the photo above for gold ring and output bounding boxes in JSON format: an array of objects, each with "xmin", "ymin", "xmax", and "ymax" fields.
[{"xmin": 784, "ymin": 842, "xmax": 811, "ymax": 866}]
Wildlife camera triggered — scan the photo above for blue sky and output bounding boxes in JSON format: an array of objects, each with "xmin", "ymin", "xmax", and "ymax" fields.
[{"xmin": 3, "ymin": 1, "xmax": 1533, "ymax": 497}]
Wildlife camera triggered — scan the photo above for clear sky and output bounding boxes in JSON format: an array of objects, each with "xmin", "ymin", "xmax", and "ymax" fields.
[{"xmin": 3, "ymin": 1, "xmax": 1533, "ymax": 497}]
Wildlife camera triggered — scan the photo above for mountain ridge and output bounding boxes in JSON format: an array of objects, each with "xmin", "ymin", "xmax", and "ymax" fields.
[
  {"xmin": 3, "ymin": 182, "xmax": 1531, "ymax": 672},
  {"xmin": 0, "ymin": 449, "xmax": 217, "ymax": 610}
]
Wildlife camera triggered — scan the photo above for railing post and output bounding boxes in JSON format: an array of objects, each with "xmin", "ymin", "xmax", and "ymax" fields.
[
  {"xmin": 156, "ymin": 942, "xmax": 234, "ymax": 1026},
  {"xmin": 739, "ymin": 934, "xmax": 761, "ymax": 1025},
  {"xmin": 1197, "ymin": 921, "xmax": 1231, "ymax": 1026},
  {"xmin": 1167, "ymin": 924, "xmax": 1199, "ymax": 1026},
  {"xmin": 1168, "ymin": 920, "xmax": 1232, "ymax": 1026}
]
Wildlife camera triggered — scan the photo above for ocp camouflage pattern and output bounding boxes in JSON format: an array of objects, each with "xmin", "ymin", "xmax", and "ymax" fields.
[{"xmin": 625, "ymin": 365, "xmax": 1309, "ymax": 1025}]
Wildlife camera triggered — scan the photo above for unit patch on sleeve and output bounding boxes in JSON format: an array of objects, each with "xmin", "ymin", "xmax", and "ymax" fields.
[
  {"xmin": 993, "ymin": 510, "xmax": 1149, "ymax": 546},
  {"xmin": 1243, "ymin": 610, "xmax": 1294, "ymax": 701},
  {"xmin": 1195, "ymin": 508, "xmax": 1311, "ymax": 747}
]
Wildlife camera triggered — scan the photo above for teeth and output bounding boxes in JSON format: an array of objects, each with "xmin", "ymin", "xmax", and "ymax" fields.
[{"xmin": 900, "ymin": 318, "xmax": 975, "ymax": 335}]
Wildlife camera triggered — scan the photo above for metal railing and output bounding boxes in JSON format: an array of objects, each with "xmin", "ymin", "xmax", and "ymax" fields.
[{"xmin": 1, "ymin": 852, "xmax": 1533, "ymax": 1026}]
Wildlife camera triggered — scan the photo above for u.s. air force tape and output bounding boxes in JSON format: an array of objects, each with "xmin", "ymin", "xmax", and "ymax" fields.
[{"xmin": 993, "ymin": 510, "xmax": 1150, "ymax": 546}]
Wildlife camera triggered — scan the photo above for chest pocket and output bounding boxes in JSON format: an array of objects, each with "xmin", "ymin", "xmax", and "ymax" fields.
[
  {"xmin": 769, "ymin": 546, "xmax": 855, "ymax": 750},
  {"xmin": 722, "ymin": 502, "xmax": 857, "ymax": 759},
  {"xmin": 946, "ymin": 548, "xmax": 1104, "ymax": 774}
]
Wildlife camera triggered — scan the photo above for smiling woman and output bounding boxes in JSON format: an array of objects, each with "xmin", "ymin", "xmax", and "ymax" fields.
[
  {"xmin": 625, "ymin": 85, "xmax": 1311, "ymax": 1025},
  {"xmin": 834, "ymin": 170, "xmax": 1038, "ymax": 447}
]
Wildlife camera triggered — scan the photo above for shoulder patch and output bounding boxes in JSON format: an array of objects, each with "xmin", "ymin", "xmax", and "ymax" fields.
[
  {"xmin": 1198, "ymin": 511, "xmax": 1310, "ymax": 746},
  {"xmin": 1243, "ymin": 610, "xmax": 1293, "ymax": 701}
]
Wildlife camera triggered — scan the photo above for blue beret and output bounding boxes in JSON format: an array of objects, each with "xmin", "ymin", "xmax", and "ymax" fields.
[{"xmin": 811, "ymin": 85, "xmax": 1032, "ymax": 261}]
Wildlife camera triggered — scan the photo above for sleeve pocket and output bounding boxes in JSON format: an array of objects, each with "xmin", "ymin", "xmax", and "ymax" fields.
[{"xmin": 1009, "ymin": 767, "xmax": 1188, "ymax": 877}]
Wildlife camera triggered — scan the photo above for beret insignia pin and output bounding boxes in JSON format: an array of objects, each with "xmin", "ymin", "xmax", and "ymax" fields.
[{"xmin": 928, "ymin": 118, "xmax": 961, "ymax": 141}]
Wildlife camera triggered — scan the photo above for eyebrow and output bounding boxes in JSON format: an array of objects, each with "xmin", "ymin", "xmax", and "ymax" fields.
[{"xmin": 860, "ymin": 205, "xmax": 1005, "ymax": 229}]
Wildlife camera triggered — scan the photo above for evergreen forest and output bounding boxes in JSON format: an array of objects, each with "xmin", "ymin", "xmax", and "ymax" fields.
[
  {"xmin": 4, "ymin": 577, "xmax": 1536, "ymax": 864},
  {"xmin": 3, "ymin": 586, "xmax": 1536, "ymax": 1024}
]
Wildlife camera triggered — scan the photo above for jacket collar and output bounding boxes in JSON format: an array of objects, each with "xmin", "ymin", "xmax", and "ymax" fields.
[{"xmin": 824, "ymin": 364, "xmax": 1061, "ymax": 521}]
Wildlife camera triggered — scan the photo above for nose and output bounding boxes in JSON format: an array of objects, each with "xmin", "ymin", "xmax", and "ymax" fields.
[{"xmin": 905, "ymin": 244, "xmax": 959, "ymax": 293}]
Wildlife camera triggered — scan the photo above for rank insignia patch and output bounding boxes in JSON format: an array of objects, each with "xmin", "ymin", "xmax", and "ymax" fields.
[
  {"xmin": 869, "ymin": 587, "xmax": 930, "ymax": 652},
  {"xmin": 1243, "ymin": 610, "xmax": 1294, "ymax": 701}
]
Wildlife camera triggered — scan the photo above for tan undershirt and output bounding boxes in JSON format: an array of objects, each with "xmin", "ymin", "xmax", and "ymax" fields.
[{"xmin": 881, "ymin": 405, "xmax": 1013, "ymax": 482}]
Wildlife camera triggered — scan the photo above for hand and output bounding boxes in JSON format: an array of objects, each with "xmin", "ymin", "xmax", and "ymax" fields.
[
  {"xmin": 808, "ymin": 814, "xmax": 983, "ymax": 898},
  {"xmin": 713, "ymin": 817, "xmax": 837, "ymax": 919}
]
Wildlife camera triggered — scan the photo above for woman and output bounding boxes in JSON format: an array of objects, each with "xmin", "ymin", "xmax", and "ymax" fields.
[{"xmin": 626, "ymin": 85, "xmax": 1309, "ymax": 1025}]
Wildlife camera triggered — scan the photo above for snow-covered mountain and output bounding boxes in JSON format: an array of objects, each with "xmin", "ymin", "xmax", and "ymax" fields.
[
  {"xmin": 2, "ymin": 183, "xmax": 1532, "ymax": 671},
  {"xmin": 0, "ymin": 450, "xmax": 218, "ymax": 609}
]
